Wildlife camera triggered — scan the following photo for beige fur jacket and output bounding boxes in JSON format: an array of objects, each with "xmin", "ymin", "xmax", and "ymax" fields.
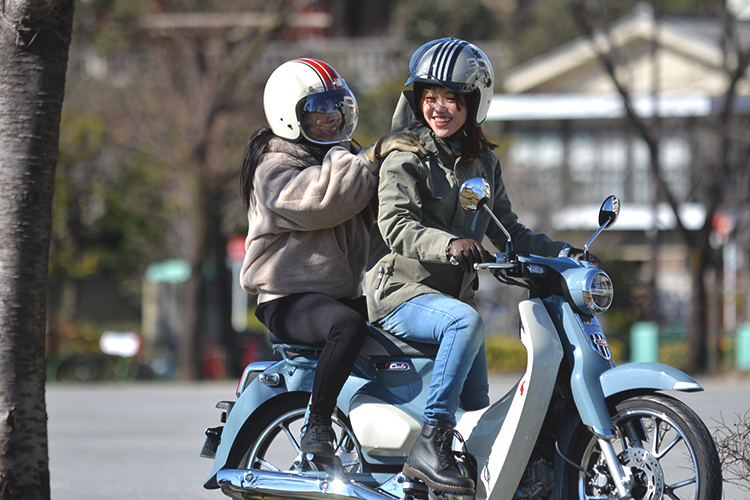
[{"xmin": 241, "ymin": 138, "xmax": 378, "ymax": 304}]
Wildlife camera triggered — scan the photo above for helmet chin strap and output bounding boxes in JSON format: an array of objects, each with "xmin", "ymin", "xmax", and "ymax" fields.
[
  {"xmin": 449, "ymin": 127, "xmax": 467, "ymax": 140},
  {"xmin": 447, "ymin": 127, "xmax": 467, "ymax": 155}
]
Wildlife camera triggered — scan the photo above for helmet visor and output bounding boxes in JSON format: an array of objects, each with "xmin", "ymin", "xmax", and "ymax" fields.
[{"xmin": 296, "ymin": 88, "xmax": 358, "ymax": 144}]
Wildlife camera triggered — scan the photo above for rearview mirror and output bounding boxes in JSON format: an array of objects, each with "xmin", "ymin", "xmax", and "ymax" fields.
[
  {"xmin": 459, "ymin": 177, "xmax": 491, "ymax": 211},
  {"xmin": 599, "ymin": 195, "xmax": 620, "ymax": 229},
  {"xmin": 458, "ymin": 177, "xmax": 513, "ymax": 254}
]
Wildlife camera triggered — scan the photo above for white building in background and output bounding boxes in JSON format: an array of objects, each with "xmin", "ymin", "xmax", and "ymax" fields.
[{"xmin": 480, "ymin": 3, "xmax": 750, "ymax": 329}]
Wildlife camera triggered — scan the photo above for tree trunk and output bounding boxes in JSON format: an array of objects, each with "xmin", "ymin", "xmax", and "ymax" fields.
[
  {"xmin": 685, "ymin": 244, "xmax": 710, "ymax": 373},
  {"xmin": 207, "ymin": 194, "xmax": 240, "ymax": 378},
  {"xmin": 0, "ymin": 1, "xmax": 74, "ymax": 498}
]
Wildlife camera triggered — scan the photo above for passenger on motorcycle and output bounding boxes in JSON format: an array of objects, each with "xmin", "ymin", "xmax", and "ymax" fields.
[
  {"xmin": 239, "ymin": 58, "xmax": 425, "ymax": 458},
  {"xmin": 365, "ymin": 38, "xmax": 596, "ymax": 495}
]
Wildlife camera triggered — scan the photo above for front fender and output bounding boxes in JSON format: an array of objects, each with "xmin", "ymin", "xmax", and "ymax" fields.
[
  {"xmin": 552, "ymin": 362, "xmax": 702, "ymax": 500},
  {"xmin": 600, "ymin": 362, "xmax": 703, "ymax": 397}
]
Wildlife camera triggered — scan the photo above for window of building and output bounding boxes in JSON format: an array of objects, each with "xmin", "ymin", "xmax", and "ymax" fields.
[
  {"xmin": 660, "ymin": 136, "xmax": 690, "ymax": 199},
  {"xmin": 507, "ymin": 131, "xmax": 563, "ymax": 201},
  {"xmin": 507, "ymin": 127, "xmax": 691, "ymax": 207}
]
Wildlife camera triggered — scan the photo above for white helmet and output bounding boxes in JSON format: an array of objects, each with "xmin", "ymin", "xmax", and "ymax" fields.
[
  {"xmin": 406, "ymin": 38, "xmax": 494, "ymax": 126},
  {"xmin": 263, "ymin": 58, "xmax": 358, "ymax": 144}
]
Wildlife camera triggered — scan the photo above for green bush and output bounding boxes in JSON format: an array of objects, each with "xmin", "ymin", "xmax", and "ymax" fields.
[
  {"xmin": 657, "ymin": 338, "xmax": 737, "ymax": 372},
  {"xmin": 658, "ymin": 341, "xmax": 688, "ymax": 370},
  {"xmin": 485, "ymin": 334, "xmax": 626, "ymax": 372},
  {"xmin": 485, "ymin": 335, "xmax": 527, "ymax": 372}
]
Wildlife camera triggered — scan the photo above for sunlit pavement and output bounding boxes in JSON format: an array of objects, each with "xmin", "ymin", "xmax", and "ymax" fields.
[{"xmin": 47, "ymin": 373, "xmax": 750, "ymax": 500}]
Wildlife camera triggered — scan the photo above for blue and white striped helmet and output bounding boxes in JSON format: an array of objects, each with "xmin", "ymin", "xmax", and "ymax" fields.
[{"xmin": 406, "ymin": 37, "xmax": 494, "ymax": 126}]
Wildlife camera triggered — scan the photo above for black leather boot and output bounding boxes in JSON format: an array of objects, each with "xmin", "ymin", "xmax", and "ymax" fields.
[
  {"xmin": 402, "ymin": 422, "xmax": 475, "ymax": 495},
  {"xmin": 300, "ymin": 424, "xmax": 336, "ymax": 457}
]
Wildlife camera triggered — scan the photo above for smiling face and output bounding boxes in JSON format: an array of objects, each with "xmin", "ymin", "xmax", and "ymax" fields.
[
  {"xmin": 297, "ymin": 91, "xmax": 355, "ymax": 144},
  {"xmin": 301, "ymin": 110, "xmax": 343, "ymax": 143},
  {"xmin": 420, "ymin": 86, "xmax": 468, "ymax": 139}
]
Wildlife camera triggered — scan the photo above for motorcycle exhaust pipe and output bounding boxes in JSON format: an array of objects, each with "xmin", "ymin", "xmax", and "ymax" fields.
[{"xmin": 217, "ymin": 469, "xmax": 399, "ymax": 500}]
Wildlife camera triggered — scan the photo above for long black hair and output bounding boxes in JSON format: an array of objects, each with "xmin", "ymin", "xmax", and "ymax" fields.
[{"xmin": 240, "ymin": 128, "xmax": 332, "ymax": 209}]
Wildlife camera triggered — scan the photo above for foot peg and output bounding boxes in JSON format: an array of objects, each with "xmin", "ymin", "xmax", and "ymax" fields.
[
  {"xmin": 404, "ymin": 475, "xmax": 474, "ymax": 500},
  {"xmin": 402, "ymin": 477, "xmax": 429, "ymax": 500}
]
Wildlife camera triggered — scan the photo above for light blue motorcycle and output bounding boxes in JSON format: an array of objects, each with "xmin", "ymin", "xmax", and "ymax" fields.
[{"xmin": 201, "ymin": 178, "xmax": 722, "ymax": 500}]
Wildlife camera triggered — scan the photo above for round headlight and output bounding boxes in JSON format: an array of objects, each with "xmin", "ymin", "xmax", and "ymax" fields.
[{"xmin": 583, "ymin": 272, "xmax": 613, "ymax": 314}]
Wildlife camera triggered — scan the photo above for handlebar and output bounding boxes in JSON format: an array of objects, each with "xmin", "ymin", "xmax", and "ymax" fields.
[
  {"xmin": 474, "ymin": 261, "xmax": 517, "ymax": 270},
  {"xmin": 451, "ymin": 252, "xmax": 517, "ymax": 271},
  {"xmin": 475, "ymin": 252, "xmax": 516, "ymax": 271},
  {"xmin": 449, "ymin": 252, "xmax": 518, "ymax": 271}
]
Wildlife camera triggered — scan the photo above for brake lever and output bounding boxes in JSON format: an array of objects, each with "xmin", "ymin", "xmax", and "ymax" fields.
[{"xmin": 474, "ymin": 252, "xmax": 516, "ymax": 271}]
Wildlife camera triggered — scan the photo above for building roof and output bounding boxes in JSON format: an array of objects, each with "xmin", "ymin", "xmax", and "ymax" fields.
[
  {"xmin": 551, "ymin": 202, "xmax": 706, "ymax": 232},
  {"xmin": 504, "ymin": 3, "xmax": 750, "ymax": 96},
  {"xmin": 486, "ymin": 93, "xmax": 750, "ymax": 121}
]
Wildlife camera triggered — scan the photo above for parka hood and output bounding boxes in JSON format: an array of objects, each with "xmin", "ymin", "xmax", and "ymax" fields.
[{"xmin": 390, "ymin": 90, "xmax": 421, "ymax": 133}]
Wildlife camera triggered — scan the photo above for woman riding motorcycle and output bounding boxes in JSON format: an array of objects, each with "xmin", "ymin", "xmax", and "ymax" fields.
[
  {"xmin": 240, "ymin": 58, "xmax": 425, "ymax": 458},
  {"xmin": 365, "ymin": 38, "xmax": 596, "ymax": 495}
]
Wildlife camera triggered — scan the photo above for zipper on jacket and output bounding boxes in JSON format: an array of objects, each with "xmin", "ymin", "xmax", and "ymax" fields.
[{"xmin": 374, "ymin": 266, "xmax": 385, "ymax": 307}]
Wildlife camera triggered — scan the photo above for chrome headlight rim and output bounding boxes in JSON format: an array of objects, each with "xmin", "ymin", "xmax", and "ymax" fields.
[
  {"xmin": 569, "ymin": 270, "xmax": 614, "ymax": 315},
  {"xmin": 582, "ymin": 271, "xmax": 613, "ymax": 314}
]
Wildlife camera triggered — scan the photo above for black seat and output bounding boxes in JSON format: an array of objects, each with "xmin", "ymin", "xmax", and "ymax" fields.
[
  {"xmin": 268, "ymin": 325, "xmax": 438, "ymax": 358},
  {"xmin": 361, "ymin": 325, "xmax": 439, "ymax": 357}
]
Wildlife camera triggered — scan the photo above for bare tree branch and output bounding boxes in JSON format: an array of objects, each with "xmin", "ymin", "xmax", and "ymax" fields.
[
  {"xmin": 713, "ymin": 410, "xmax": 750, "ymax": 491},
  {"xmin": 567, "ymin": 0, "xmax": 690, "ymax": 242}
]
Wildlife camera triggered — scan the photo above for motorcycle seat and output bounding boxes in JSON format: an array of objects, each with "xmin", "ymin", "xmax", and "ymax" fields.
[
  {"xmin": 362, "ymin": 325, "xmax": 439, "ymax": 357},
  {"xmin": 267, "ymin": 325, "xmax": 439, "ymax": 358}
]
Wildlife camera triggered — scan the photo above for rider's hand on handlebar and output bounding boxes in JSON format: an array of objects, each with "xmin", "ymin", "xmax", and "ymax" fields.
[
  {"xmin": 446, "ymin": 238, "xmax": 493, "ymax": 273},
  {"xmin": 568, "ymin": 247, "xmax": 603, "ymax": 270}
]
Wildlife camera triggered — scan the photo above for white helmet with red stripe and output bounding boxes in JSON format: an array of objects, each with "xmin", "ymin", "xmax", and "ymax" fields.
[
  {"xmin": 406, "ymin": 37, "xmax": 494, "ymax": 126},
  {"xmin": 263, "ymin": 58, "xmax": 358, "ymax": 144}
]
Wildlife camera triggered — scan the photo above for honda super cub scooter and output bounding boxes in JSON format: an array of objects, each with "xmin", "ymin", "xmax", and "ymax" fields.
[{"xmin": 201, "ymin": 177, "xmax": 722, "ymax": 500}]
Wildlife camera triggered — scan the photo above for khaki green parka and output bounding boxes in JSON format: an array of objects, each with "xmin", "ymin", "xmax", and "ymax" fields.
[{"xmin": 365, "ymin": 124, "xmax": 568, "ymax": 323}]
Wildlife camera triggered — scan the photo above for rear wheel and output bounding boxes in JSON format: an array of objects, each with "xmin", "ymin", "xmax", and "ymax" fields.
[
  {"xmin": 231, "ymin": 394, "xmax": 363, "ymax": 473},
  {"xmin": 567, "ymin": 393, "xmax": 722, "ymax": 500}
]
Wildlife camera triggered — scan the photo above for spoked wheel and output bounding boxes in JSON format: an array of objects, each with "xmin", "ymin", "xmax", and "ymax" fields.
[
  {"xmin": 233, "ymin": 394, "xmax": 363, "ymax": 473},
  {"xmin": 568, "ymin": 393, "xmax": 722, "ymax": 500}
]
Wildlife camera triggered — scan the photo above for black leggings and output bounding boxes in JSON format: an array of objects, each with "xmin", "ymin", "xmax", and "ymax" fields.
[{"xmin": 255, "ymin": 293, "xmax": 368, "ymax": 426}]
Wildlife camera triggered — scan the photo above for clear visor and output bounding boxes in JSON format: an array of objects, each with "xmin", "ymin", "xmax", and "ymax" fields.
[{"xmin": 296, "ymin": 88, "xmax": 358, "ymax": 144}]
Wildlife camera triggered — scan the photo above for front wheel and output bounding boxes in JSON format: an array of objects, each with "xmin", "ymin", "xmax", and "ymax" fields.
[{"xmin": 567, "ymin": 393, "xmax": 722, "ymax": 500}]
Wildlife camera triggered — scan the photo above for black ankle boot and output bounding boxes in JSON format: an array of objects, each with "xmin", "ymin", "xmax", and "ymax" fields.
[
  {"xmin": 402, "ymin": 422, "xmax": 475, "ymax": 495},
  {"xmin": 300, "ymin": 424, "xmax": 336, "ymax": 457}
]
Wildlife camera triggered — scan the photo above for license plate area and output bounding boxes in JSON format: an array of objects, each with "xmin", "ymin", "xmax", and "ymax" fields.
[{"xmin": 200, "ymin": 426, "xmax": 223, "ymax": 459}]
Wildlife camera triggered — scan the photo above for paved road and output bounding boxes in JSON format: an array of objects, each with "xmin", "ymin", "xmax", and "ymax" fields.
[{"xmin": 47, "ymin": 373, "xmax": 750, "ymax": 500}]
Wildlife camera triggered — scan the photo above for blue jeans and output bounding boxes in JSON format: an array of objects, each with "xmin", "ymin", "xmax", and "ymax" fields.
[{"xmin": 376, "ymin": 293, "xmax": 490, "ymax": 425}]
